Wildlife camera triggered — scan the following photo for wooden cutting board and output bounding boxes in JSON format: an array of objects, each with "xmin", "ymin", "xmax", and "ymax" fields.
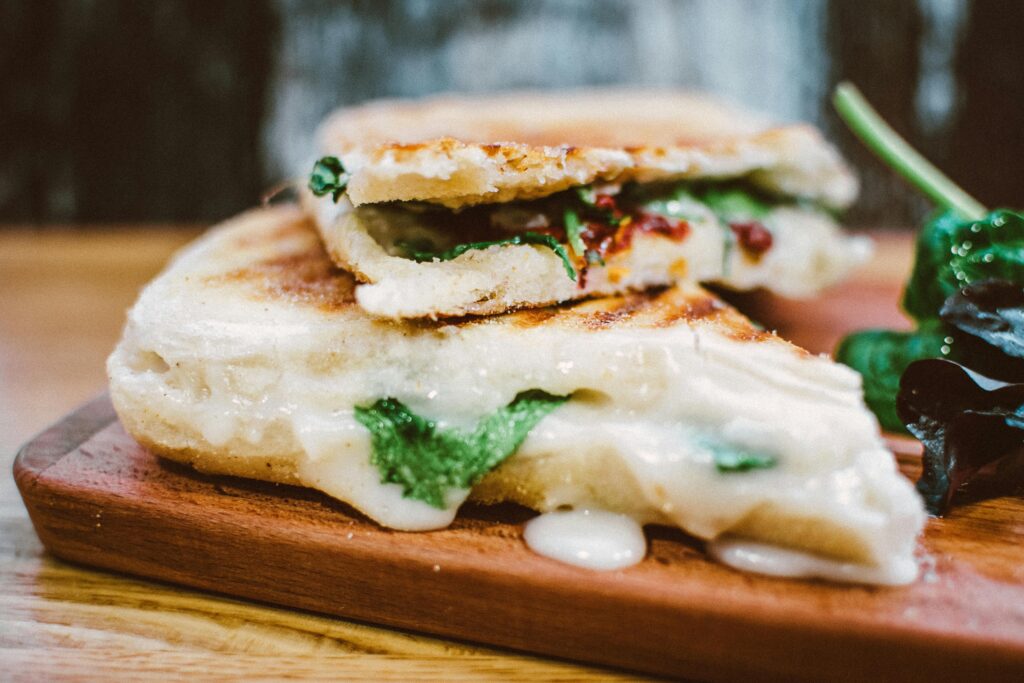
[
  {"xmin": 14, "ymin": 394, "xmax": 1024, "ymax": 682},
  {"xmin": 13, "ymin": 268, "xmax": 1024, "ymax": 681}
]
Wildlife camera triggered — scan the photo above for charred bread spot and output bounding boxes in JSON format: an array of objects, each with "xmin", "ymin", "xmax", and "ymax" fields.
[
  {"xmin": 725, "ymin": 327, "xmax": 782, "ymax": 346},
  {"xmin": 649, "ymin": 294, "xmax": 725, "ymax": 329},
  {"xmin": 212, "ymin": 245, "xmax": 357, "ymax": 312},
  {"xmin": 509, "ymin": 307, "xmax": 561, "ymax": 329},
  {"xmin": 579, "ymin": 291, "xmax": 655, "ymax": 330}
]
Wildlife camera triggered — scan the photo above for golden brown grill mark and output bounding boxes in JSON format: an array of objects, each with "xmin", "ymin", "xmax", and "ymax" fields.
[
  {"xmin": 646, "ymin": 289, "xmax": 784, "ymax": 346},
  {"xmin": 384, "ymin": 141, "xmax": 444, "ymax": 153},
  {"xmin": 212, "ymin": 244, "xmax": 357, "ymax": 312},
  {"xmin": 649, "ymin": 293, "xmax": 724, "ymax": 328},
  {"xmin": 447, "ymin": 286, "xmax": 774, "ymax": 338},
  {"xmin": 374, "ymin": 137, "xmax": 601, "ymax": 171},
  {"xmin": 508, "ymin": 307, "xmax": 561, "ymax": 329},
  {"xmin": 579, "ymin": 291, "xmax": 658, "ymax": 330},
  {"xmin": 726, "ymin": 327, "xmax": 781, "ymax": 346},
  {"xmin": 375, "ymin": 139, "xmax": 459, "ymax": 161}
]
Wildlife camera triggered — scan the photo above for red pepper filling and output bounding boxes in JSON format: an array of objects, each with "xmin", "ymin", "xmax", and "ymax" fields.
[
  {"xmin": 416, "ymin": 188, "xmax": 774, "ymax": 285},
  {"xmin": 729, "ymin": 221, "xmax": 773, "ymax": 257},
  {"xmin": 581, "ymin": 194, "xmax": 689, "ymax": 254},
  {"xmin": 532, "ymin": 193, "xmax": 693, "ymax": 287}
]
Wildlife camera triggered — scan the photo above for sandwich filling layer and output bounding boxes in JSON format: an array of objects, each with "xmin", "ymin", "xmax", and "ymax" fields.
[
  {"xmin": 108, "ymin": 207, "xmax": 924, "ymax": 585},
  {"xmin": 311, "ymin": 178, "xmax": 870, "ymax": 318}
]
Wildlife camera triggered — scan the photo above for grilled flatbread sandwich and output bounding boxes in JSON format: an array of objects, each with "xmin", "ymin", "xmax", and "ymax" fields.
[
  {"xmin": 108, "ymin": 206, "xmax": 924, "ymax": 585},
  {"xmin": 306, "ymin": 90, "xmax": 870, "ymax": 319}
]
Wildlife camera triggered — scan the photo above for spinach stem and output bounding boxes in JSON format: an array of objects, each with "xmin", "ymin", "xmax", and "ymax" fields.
[{"xmin": 832, "ymin": 82, "xmax": 986, "ymax": 220}]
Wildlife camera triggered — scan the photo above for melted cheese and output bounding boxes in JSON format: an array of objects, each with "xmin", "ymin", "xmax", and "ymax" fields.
[
  {"xmin": 107, "ymin": 208, "xmax": 926, "ymax": 586},
  {"xmin": 708, "ymin": 537, "xmax": 919, "ymax": 586},
  {"xmin": 524, "ymin": 509, "xmax": 646, "ymax": 571}
]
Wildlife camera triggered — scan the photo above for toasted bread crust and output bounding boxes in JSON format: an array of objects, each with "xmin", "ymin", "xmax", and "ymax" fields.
[{"xmin": 318, "ymin": 90, "xmax": 857, "ymax": 209}]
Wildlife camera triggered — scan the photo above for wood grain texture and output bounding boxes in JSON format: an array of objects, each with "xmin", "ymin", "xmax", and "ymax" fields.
[{"xmin": 0, "ymin": 228, "xmax": 628, "ymax": 682}]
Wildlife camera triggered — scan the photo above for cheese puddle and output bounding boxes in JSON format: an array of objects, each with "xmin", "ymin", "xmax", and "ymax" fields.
[
  {"xmin": 707, "ymin": 537, "xmax": 919, "ymax": 586},
  {"xmin": 523, "ymin": 509, "xmax": 646, "ymax": 570}
]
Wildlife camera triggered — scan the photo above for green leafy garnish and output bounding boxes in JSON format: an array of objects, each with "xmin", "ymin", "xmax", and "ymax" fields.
[
  {"xmin": 563, "ymin": 207, "xmax": 586, "ymax": 258},
  {"xmin": 697, "ymin": 434, "xmax": 777, "ymax": 473},
  {"xmin": 833, "ymin": 83, "xmax": 986, "ymax": 221},
  {"xmin": 308, "ymin": 156, "xmax": 349, "ymax": 202},
  {"xmin": 630, "ymin": 185, "xmax": 700, "ymax": 220},
  {"xmin": 573, "ymin": 184, "xmax": 621, "ymax": 227},
  {"xmin": 899, "ymin": 282, "xmax": 1024, "ymax": 513},
  {"xmin": 401, "ymin": 232, "xmax": 576, "ymax": 281},
  {"xmin": 714, "ymin": 450, "xmax": 776, "ymax": 473},
  {"xmin": 829, "ymin": 83, "xmax": 1014, "ymax": 432},
  {"xmin": 700, "ymin": 188, "xmax": 772, "ymax": 221},
  {"xmin": 354, "ymin": 391, "xmax": 569, "ymax": 509},
  {"xmin": 903, "ymin": 209, "xmax": 1024, "ymax": 321},
  {"xmin": 575, "ymin": 185, "xmax": 598, "ymax": 206},
  {"xmin": 836, "ymin": 321, "xmax": 953, "ymax": 433}
]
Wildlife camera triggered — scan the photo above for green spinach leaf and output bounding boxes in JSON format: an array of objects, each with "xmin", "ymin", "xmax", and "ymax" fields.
[
  {"xmin": 575, "ymin": 185, "xmax": 598, "ymax": 206},
  {"xmin": 700, "ymin": 187, "xmax": 772, "ymax": 221},
  {"xmin": 836, "ymin": 320, "xmax": 953, "ymax": 433},
  {"xmin": 308, "ymin": 156, "xmax": 349, "ymax": 202},
  {"xmin": 632, "ymin": 185, "xmax": 701, "ymax": 219},
  {"xmin": 696, "ymin": 434, "xmax": 777, "ymax": 472},
  {"xmin": 712, "ymin": 447, "xmax": 777, "ymax": 472},
  {"xmin": 940, "ymin": 280, "xmax": 1024, "ymax": 372},
  {"xmin": 401, "ymin": 232, "xmax": 577, "ymax": 281},
  {"xmin": 904, "ymin": 209, "xmax": 1024, "ymax": 322},
  {"xmin": 562, "ymin": 207, "xmax": 586, "ymax": 258},
  {"xmin": 354, "ymin": 391, "xmax": 569, "ymax": 509}
]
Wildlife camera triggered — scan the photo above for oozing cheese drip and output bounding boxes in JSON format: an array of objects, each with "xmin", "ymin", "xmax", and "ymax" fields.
[
  {"xmin": 707, "ymin": 537, "xmax": 919, "ymax": 586},
  {"xmin": 522, "ymin": 512, "xmax": 919, "ymax": 584},
  {"xmin": 523, "ymin": 509, "xmax": 646, "ymax": 571}
]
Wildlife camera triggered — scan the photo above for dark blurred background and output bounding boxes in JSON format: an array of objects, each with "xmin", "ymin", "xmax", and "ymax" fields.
[{"xmin": 2, "ymin": 0, "xmax": 1021, "ymax": 227}]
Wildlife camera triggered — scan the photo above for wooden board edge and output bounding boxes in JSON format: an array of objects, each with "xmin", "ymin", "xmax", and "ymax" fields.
[
  {"xmin": 13, "ymin": 394, "xmax": 119, "ymax": 565},
  {"xmin": 13, "ymin": 393, "xmax": 117, "ymax": 486}
]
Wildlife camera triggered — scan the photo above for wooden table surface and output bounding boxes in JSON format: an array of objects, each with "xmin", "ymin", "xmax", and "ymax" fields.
[{"xmin": 0, "ymin": 226, "xmax": 914, "ymax": 681}]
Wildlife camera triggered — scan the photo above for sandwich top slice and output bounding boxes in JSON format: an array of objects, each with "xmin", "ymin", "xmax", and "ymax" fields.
[
  {"xmin": 108, "ymin": 205, "xmax": 924, "ymax": 585},
  {"xmin": 306, "ymin": 90, "xmax": 870, "ymax": 318}
]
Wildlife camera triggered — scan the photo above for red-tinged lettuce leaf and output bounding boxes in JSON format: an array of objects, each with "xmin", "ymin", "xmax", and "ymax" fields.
[
  {"xmin": 940, "ymin": 279, "xmax": 1024, "ymax": 380},
  {"xmin": 897, "ymin": 358, "xmax": 1024, "ymax": 515},
  {"xmin": 839, "ymin": 208, "xmax": 1024, "ymax": 432}
]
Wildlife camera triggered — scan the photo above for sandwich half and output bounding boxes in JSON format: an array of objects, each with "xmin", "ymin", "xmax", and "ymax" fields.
[
  {"xmin": 306, "ymin": 90, "xmax": 870, "ymax": 318},
  {"xmin": 108, "ymin": 206, "xmax": 924, "ymax": 584}
]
